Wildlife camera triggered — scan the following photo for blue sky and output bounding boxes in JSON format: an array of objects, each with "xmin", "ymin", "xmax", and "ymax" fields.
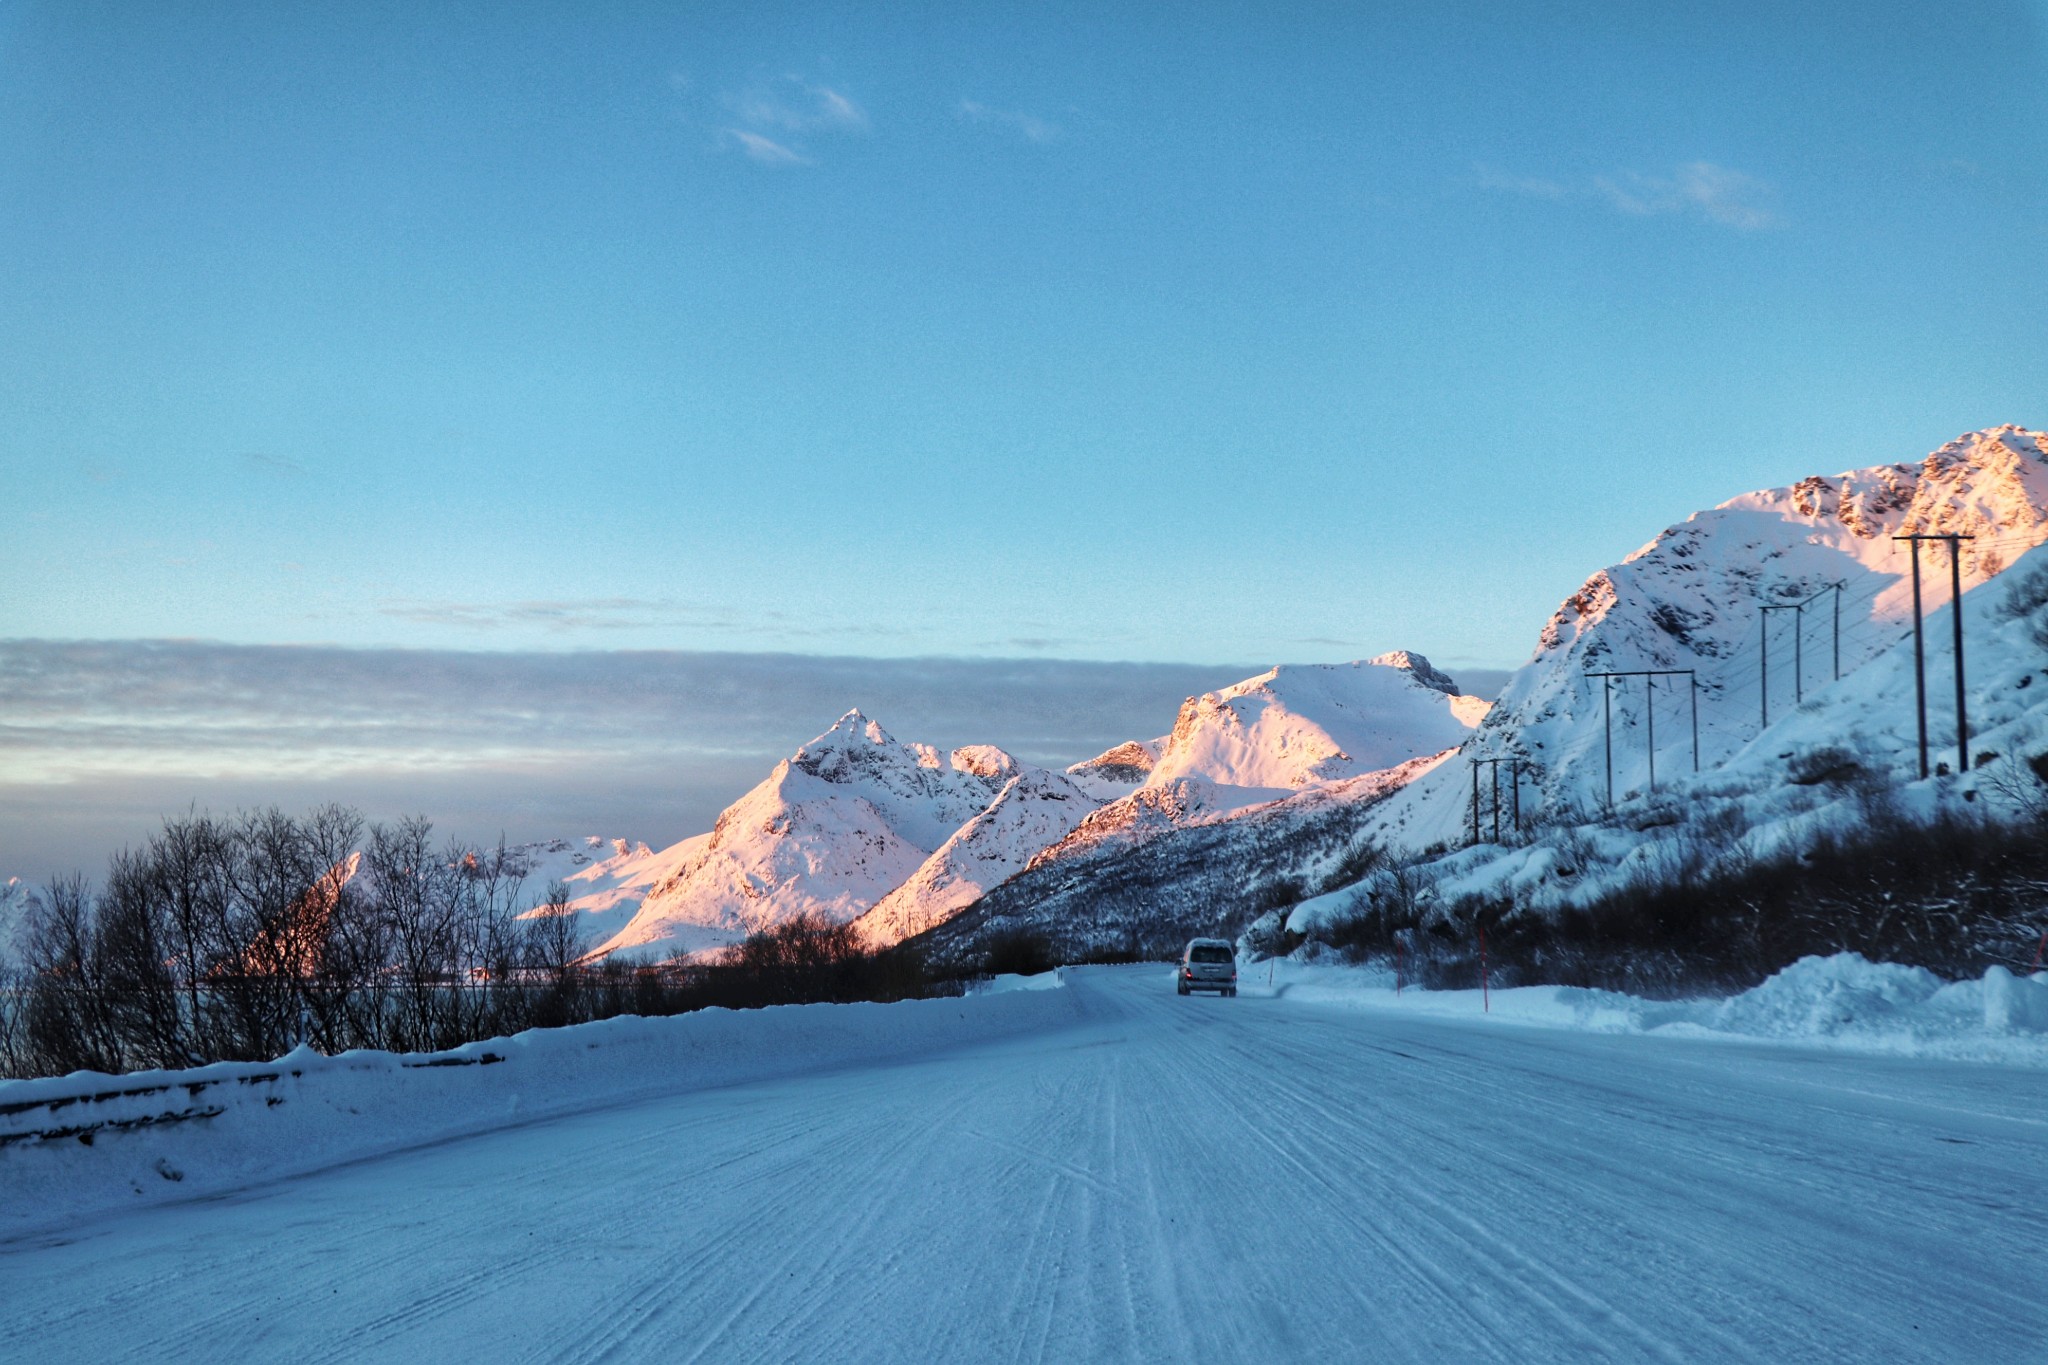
[
  {"xmin": 5, "ymin": 1, "xmax": 2042, "ymax": 671},
  {"xmin": 3, "ymin": 4, "xmax": 2048, "ymax": 875}
]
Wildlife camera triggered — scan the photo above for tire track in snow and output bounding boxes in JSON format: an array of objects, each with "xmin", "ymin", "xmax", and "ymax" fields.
[{"xmin": 7, "ymin": 967, "xmax": 2047, "ymax": 1363}]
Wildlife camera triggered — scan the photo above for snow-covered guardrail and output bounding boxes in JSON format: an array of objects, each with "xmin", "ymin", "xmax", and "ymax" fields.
[
  {"xmin": 0, "ymin": 977, "xmax": 1079, "ymax": 1240},
  {"xmin": 0, "ymin": 1049, "xmax": 510, "ymax": 1151}
]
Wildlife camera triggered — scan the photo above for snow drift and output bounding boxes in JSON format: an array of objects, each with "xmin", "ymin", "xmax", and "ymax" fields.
[{"xmin": 1267, "ymin": 951, "xmax": 2048, "ymax": 1064}]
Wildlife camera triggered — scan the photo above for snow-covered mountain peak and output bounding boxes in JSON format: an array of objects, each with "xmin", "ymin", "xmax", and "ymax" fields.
[
  {"xmin": 1146, "ymin": 656, "xmax": 1487, "ymax": 793},
  {"xmin": 789, "ymin": 708, "xmax": 900, "ymax": 770},
  {"xmin": 949, "ymin": 745, "xmax": 1020, "ymax": 781},
  {"xmin": 1366, "ymin": 650, "xmax": 1461, "ymax": 696},
  {"xmin": 589, "ymin": 713, "xmax": 1058, "ymax": 960},
  {"xmin": 1065, "ymin": 739, "xmax": 1163, "ymax": 801},
  {"xmin": 1534, "ymin": 426, "xmax": 2048, "ymax": 673},
  {"xmin": 1716, "ymin": 425, "xmax": 2048, "ymax": 554},
  {"xmin": 1369, "ymin": 425, "xmax": 2048, "ymax": 859}
]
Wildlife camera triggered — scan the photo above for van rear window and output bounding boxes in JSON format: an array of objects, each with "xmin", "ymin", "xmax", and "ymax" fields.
[{"xmin": 1190, "ymin": 946, "xmax": 1232, "ymax": 964}]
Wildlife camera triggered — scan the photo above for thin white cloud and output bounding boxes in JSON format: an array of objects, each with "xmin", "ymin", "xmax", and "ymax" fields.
[
  {"xmin": 730, "ymin": 78, "xmax": 868, "ymax": 135},
  {"xmin": 710, "ymin": 75, "xmax": 868, "ymax": 167},
  {"xmin": 726, "ymin": 129, "xmax": 810, "ymax": 167},
  {"xmin": 958, "ymin": 99, "xmax": 1060, "ymax": 145},
  {"xmin": 1475, "ymin": 160, "xmax": 1778, "ymax": 230},
  {"xmin": 809, "ymin": 85, "xmax": 867, "ymax": 131},
  {"xmin": 1594, "ymin": 162, "xmax": 1776, "ymax": 230}
]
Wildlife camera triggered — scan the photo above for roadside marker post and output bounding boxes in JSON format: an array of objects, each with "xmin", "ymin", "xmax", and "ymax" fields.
[
  {"xmin": 2032, "ymin": 930, "xmax": 2046, "ymax": 973},
  {"xmin": 1479, "ymin": 925, "xmax": 1489, "ymax": 1014}
]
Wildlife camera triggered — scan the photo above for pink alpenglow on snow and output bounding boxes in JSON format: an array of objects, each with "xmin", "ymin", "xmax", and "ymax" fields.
[
  {"xmin": 583, "ymin": 654, "xmax": 1488, "ymax": 962},
  {"xmin": 1346, "ymin": 425, "xmax": 2048, "ymax": 902},
  {"xmin": 852, "ymin": 766, "xmax": 1102, "ymax": 947},
  {"xmin": 1145, "ymin": 653, "xmax": 1488, "ymax": 795},
  {"xmin": 590, "ymin": 711, "xmax": 1039, "ymax": 961}
]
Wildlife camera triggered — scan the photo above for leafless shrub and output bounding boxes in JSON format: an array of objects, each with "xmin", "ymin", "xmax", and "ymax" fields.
[
  {"xmin": 1978, "ymin": 751, "xmax": 2048, "ymax": 827},
  {"xmin": 1549, "ymin": 824, "xmax": 1600, "ymax": 879},
  {"xmin": 1996, "ymin": 561, "xmax": 2048, "ymax": 649},
  {"xmin": 1787, "ymin": 743, "xmax": 1867, "ymax": 788}
]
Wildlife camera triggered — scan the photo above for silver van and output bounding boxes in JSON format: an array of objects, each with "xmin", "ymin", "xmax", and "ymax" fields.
[{"xmin": 1177, "ymin": 938, "xmax": 1238, "ymax": 996}]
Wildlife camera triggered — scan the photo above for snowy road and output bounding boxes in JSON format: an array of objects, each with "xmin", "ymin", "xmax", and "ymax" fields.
[{"xmin": 4, "ymin": 965, "xmax": 2046, "ymax": 1362}]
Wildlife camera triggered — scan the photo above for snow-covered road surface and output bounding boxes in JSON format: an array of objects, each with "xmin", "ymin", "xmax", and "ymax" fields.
[{"xmin": 4, "ymin": 965, "xmax": 2045, "ymax": 1362}]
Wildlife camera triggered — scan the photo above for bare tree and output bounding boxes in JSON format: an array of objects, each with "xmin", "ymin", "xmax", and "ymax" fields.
[
  {"xmin": 21, "ymin": 876, "xmax": 121, "ymax": 1076},
  {"xmin": 525, "ymin": 882, "xmax": 585, "ymax": 1028}
]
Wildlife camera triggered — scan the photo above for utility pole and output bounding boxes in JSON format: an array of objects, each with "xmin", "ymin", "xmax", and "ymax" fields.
[
  {"xmin": 1690, "ymin": 674, "xmax": 1700, "ymax": 772},
  {"xmin": 1894, "ymin": 533, "xmax": 1975, "ymax": 775},
  {"xmin": 1490, "ymin": 759, "xmax": 1501, "ymax": 843},
  {"xmin": 1646, "ymin": 674, "xmax": 1657, "ymax": 792},
  {"xmin": 1905, "ymin": 537, "xmax": 1927, "ymax": 777},
  {"xmin": 1827, "ymin": 581, "xmax": 1843, "ymax": 681},
  {"xmin": 1602, "ymin": 674, "xmax": 1614, "ymax": 808},
  {"xmin": 1587, "ymin": 669, "xmax": 1699, "ymax": 804},
  {"xmin": 1470, "ymin": 756, "xmax": 1519, "ymax": 844},
  {"xmin": 1759, "ymin": 611, "xmax": 1769, "ymax": 729},
  {"xmin": 1794, "ymin": 607, "xmax": 1803, "ymax": 703},
  {"xmin": 1952, "ymin": 541, "xmax": 1969, "ymax": 772},
  {"xmin": 1759, "ymin": 582, "xmax": 1844, "ymax": 724},
  {"xmin": 1760, "ymin": 603, "xmax": 1801, "ymax": 721}
]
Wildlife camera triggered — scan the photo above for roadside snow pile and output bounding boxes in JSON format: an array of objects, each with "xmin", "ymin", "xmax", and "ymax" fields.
[
  {"xmin": 975, "ymin": 968, "xmax": 1066, "ymax": 994},
  {"xmin": 1705, "ymin": 954, "xmax": 1961, "ymax": 1039},
  {"xmin": 1269, "ymin": 952, "xmax": 2048, "ymax": 1064},
  {"xmin": 0, "ymin": 984, "xmax": 1081, "ymax": 1241}
]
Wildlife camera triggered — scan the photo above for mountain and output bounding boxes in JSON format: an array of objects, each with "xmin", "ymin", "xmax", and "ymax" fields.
[
  {"xmin": 589, "ymin": 712, "xmax": 1039, "ymax": 961},
  {"xmin": 916, "ymin": 754, "xmax": 1453, "ymax": 965},
  {"xmin": 1147, "ymin": 653, "xmax": 1488, "ymax": 793},
  {"xmin": 1350, "ymin": 425, "xmax": 2048, "ymax": 862},
  {"xmin": 1063, "ymin": 740, "xmax": 1162, "ymax": 801},
  {"xmin": 1025, "ymin": 654, "xmax": 1488, "ymax": 874},
  {"xmin": 1287, "ymin": 534, "xmax": 2048, "ymax": 945},
  {"xmin": 506, "ymin": 836, "xmax": 666, "ymax": 947},
  {"xmin": 902, "ymin": 425, "xmax": 2048, "ymax": 966},
  {"xmin": 892, "ymin": 656, "xmax": 1489, "ymax": 962},
  {"xmin": 850, "ymin": 766, "xmax": 1102, "ymax": 947},
  {"xmin": 585, "ymin": 653, "xmax": 1488, "ymax": 961}
]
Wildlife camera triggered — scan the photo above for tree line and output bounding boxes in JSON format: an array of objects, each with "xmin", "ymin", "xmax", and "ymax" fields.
[{"xmin": 0, "ymin": 807, "xmax": 954, "ymax": 1081}]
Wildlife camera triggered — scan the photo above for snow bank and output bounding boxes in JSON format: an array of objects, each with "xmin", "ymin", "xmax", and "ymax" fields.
[
  {"xmin": 1265, "ymin": 952, "xmax": 2048, "ymax": 1065},
  {"xmin": 0, "ymin": 985, "xmax": 1081, "ymax": 1241},
  {"xmin": 975, "ymin": 967, "xmax": 1067, "ymax": 994}
]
